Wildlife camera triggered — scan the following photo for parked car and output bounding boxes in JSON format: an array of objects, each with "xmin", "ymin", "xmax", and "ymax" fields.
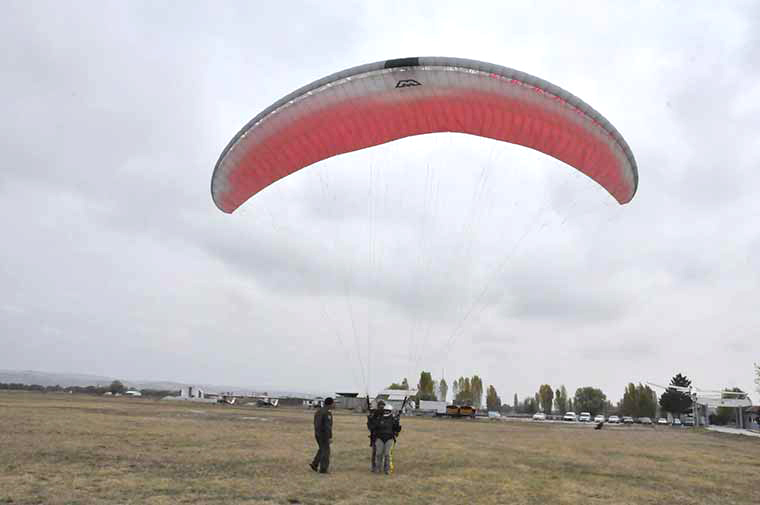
[
  {"xmin": 607, "ymin": 415, "xmax": 621, "ymax": 424},
  {"xmin": 672, "ymin": 418, "xmax": 682, "ymax": 426},
  {"xmin": 657, "ymin": 417, "xmax": 668, "ymax": 425},
  {"xmin": 532, "ymin": 412, "xmax": 546, "ymax": 421},
  {"xmin": 563, "ymin": 411, "xmax": 577, "ymax": 421},
  {"xmin": 622, "ymin": 416, "xmax": 635, "ymax": 424},
  {"xmin": 578, "ymin": 412, "xmax": 592, "ymax": 422},
  {"xmin": 683, "ymin": 416, "xmax": 695, "ymax": 426},
  {"xmin": 594, "ymin": 415, "xmax": 605, "ymax": 423},
  {"xmin": 639, "ymin": 417, "xmax": 653, "ymax": 425}
]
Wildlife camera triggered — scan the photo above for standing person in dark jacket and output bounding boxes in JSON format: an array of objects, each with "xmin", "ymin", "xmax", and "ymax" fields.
[
  {"xmin": 367, "ymin": 400, "xmax": 385, "ymax": 471},
  {"xmin": 311, "ymin": 397, "xmax": 334, "ymax": 473},
  {"xmin": 373, "ymin": 404, "xmax": 401, "ymax": 474}
]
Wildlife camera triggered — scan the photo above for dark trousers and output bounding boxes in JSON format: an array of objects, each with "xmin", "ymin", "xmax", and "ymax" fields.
[
  {"xmin": 370, "ymin": 439, "xmax": 376, "ymax": 470},
  {"xmin": 312, "ymin": 436, "xmax": 330, "ymax": 472}
]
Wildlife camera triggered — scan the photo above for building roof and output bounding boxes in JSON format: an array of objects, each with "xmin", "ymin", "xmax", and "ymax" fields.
[
  {"xmin": 378, "ymin": 389, "xmax": 417, "ymax": 396},
  {"xmin": 377, "ymin": 389, "xmax": 418, "ymax": 401}
]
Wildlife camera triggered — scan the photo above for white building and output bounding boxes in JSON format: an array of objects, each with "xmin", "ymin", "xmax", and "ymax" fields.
[
  {"xmin": 375, "ymin": 389, "xmax": 417, "ymax": 414},
  {"xmin": 179, "ymin": 386, "xmax": 206, "ymax": 399}
]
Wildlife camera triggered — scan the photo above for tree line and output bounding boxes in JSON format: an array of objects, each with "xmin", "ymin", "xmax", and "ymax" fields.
[
  {"xmin": 388, "ymin": 371, "xmax": 733, "ymax": 419},
  {"xmin": 387, "ymin": 372, "xmax": 487, "ymax": 409},
  {"xmin": 510, "ymin": 380, "xmax": 674, "ymax": 417},
  {"xmin": 0, "ymin": 381, "xmax": 177, "ymax": 398}
]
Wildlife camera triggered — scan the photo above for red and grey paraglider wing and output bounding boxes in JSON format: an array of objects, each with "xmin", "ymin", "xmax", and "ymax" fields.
[{"xmin": 211, "ymin": 57, "xmax": 638, "ymax": 213}]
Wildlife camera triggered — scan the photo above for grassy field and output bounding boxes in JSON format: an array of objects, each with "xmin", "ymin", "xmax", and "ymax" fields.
[{"xmin": 1, "ymin": 392, "xmax": 758, "ymax": 505}]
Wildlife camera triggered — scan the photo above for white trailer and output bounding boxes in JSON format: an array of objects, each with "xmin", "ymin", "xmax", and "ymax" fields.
[{"xmin": 419, "ymin": 400, "xmax": 447, "ymax": 415}]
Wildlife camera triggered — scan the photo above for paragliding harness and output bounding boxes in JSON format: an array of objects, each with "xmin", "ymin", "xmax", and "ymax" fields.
[{"xmin": 389, "ymin": 396, "xmax": 407, "ymax": 474}]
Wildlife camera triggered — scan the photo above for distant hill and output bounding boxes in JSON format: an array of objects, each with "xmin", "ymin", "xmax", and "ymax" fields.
[
  {"xmin": 0, "ymin": 369, "xmax": 116, "ymax": 387},
  {"xmin": 0, "ymin": 369, "xmax": 322, "ymax": 398}
]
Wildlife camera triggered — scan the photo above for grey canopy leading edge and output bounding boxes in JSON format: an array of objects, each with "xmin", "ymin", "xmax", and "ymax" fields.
[{"xmin": 211, "ymin": 57, "xmax": 638, "ymax": 213}]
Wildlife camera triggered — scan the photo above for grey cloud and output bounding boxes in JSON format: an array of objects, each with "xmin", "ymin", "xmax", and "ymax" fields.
[
  {"xmin": 496, "ymin": 250, "xmax": 631, "ymax": 324},
  {"xmin": 580, "ymin": 341, "xmax": 657, "ymax": 361}
]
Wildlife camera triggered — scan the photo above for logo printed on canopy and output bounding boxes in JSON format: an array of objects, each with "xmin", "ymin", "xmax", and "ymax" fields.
[{"xmin": 395, "ymin": 79, "xmax": 421, "ymax": 88}]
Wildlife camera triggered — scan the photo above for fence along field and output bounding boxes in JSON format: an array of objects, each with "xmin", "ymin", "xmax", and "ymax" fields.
[{"xmin": 1, "ymin": 391, "xmax": 759, "ymax": 505}]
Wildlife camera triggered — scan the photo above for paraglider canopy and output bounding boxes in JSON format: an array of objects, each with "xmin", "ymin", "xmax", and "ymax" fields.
[{"xmin": 211, "ymin": 56, "xmax": 638, "ymax": 213}]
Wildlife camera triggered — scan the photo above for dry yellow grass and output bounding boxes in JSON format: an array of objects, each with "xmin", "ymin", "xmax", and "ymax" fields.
[{"xmin": 1, "ymin": 391, "xmax": 758, "ymax": 504}]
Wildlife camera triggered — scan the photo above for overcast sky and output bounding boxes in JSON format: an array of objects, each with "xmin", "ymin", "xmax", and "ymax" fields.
[{"xmin": 2, "ymin": 1, "xmax": 759, "ymax": 403}]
